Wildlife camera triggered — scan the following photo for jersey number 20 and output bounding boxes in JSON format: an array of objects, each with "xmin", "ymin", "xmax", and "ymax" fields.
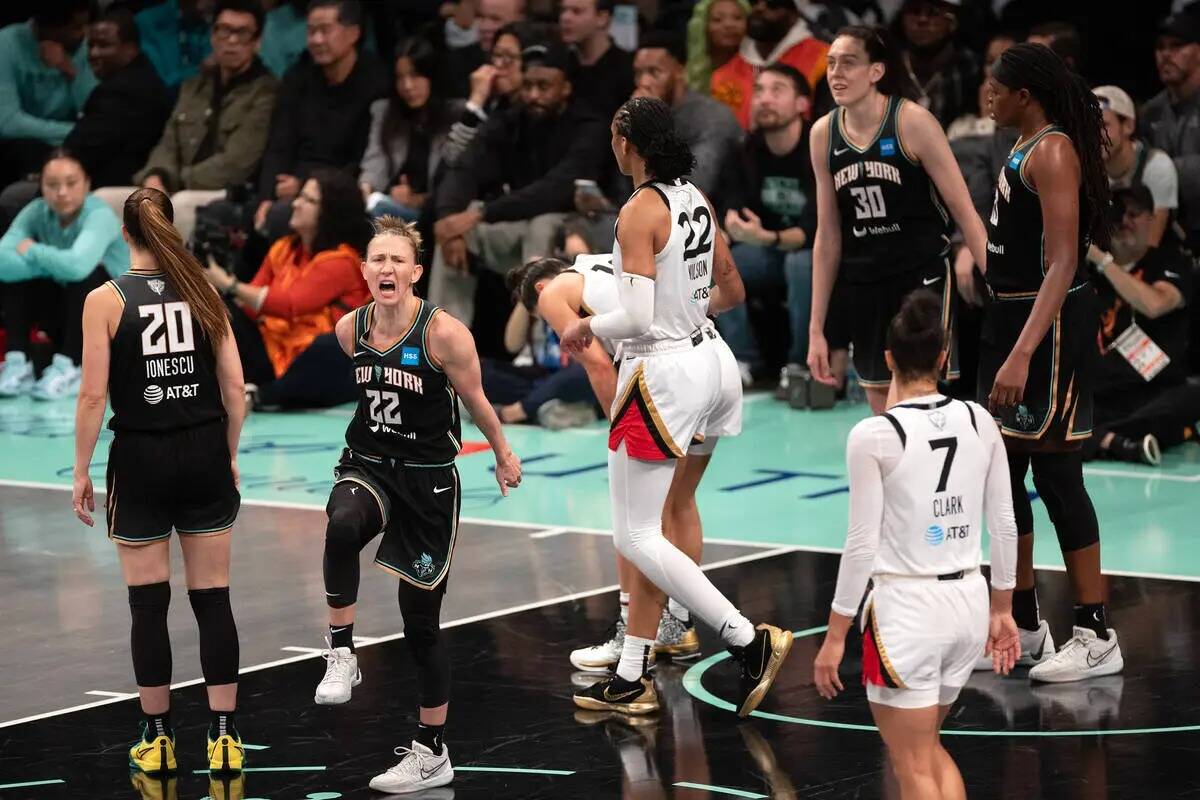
[
  {"xmin": 139, "ymin": 302, "xmax": 195, "ymax": 356},
  {"xmin": 850, "ymin": 186, "xmax": 887, "ymax": 220}
]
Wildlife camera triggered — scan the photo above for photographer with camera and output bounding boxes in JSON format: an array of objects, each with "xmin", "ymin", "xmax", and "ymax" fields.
[
  {"xmin": 203, "ymin": 167, "xmax": 369, "ymax": 409},
  {"xmin": 1085, "ymin": 185, "xmax": 1200, "ymax": 465}
]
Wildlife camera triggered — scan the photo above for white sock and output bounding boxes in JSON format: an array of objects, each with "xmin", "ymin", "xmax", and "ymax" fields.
[
  {"xmin": 616, "ymin": 634, "xmax": 654, "ymax": 682},
  {"xmin": 668, "ymin": 598, "xmax": 690, "ymax": 624},
  {"xmin": 619, "ymin": 592, "xmax": 630, "ymax": 624},
  {"xmin": 719, "ymin": 613, "xmax": 755, "ymax": 647}
]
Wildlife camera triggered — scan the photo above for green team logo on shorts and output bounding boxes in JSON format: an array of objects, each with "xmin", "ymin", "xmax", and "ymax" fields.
[
  {"xmin": 413, "ymin": 552, "xmax": 436, "ymax": 578},
  {"xmin": 1014, "ymin": 404, "xmax": 1035, "ymax": 431}
]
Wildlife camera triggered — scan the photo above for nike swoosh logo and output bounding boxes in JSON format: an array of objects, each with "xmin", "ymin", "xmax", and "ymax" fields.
[
  {"xmin": 603, "ymin": 685, "xmax": 643, "ymax": 702},
  {"xmin": 433, "ymin": 486, "xmax": 452, "ymax": 494},
  {"xmin": 923, "ymin": 276, "xmax": 942, "ymax": 286},
  {"xmin": 834, "ymin": 147, "xmax": 850, "ymax": 156},
  {"xmin": 330, "ymin": 626, "xmax": 349, "ymax": 633},
  {"xmin": 420, "ymin": 759, "xmax": 448, "ymax": 779},
  {"xmin": 1165, "ymin": 271, "xmax": 1181, "ymax": 278},
  {"xmin": 325, "ymin": 591, "xmax": 340, "ymax": 597},
  {"xmin": 1027, "ymin": 632, "xmax": 1046, "ymax": 661},
  {"xmin": 1087, "ymin": 641, "xmax": 1118, "ymax": 668}
]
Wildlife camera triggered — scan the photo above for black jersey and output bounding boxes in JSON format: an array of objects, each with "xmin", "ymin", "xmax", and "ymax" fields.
[
  {"xmin": 827, "ymin": 96, "xmax": 951, "ymax": 282},
  {"xmin": 107, "ymin": 272, "xmax": 226, "ymax": 433},
  {"xmin": 344, "ymin": 300, "xmax": 461, "ymax": 465},
  {"xmin": 985, "ymin": 126, "xmax": 1090, "ymax": 293}
]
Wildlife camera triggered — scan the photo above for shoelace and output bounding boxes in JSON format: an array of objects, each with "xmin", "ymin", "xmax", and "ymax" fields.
[
  {"xmin": 319, "ymin": 637, "xmax": 354, "ymax": 683},
  {"xmin": 387, "ymin": 745, "xmax": 437, "ymax": 778}
]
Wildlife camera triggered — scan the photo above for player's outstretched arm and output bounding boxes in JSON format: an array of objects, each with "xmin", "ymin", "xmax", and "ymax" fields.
[
  {"xmin": 428, "ymin": 310, "xmax": 522, "ymax": 496},
  {"xmin": 538, "ymin": 275, "xmax": 618, "ymax": 416},
  {"xmin": 214, "ymin": 316, "xmax": 246, "ymax": 487},
  {"xmin": 72, "ymin": 285, "xmax": 120, "ymax": 526},
  {"xmin": 980, "ymin": 409, "xmax": 1020, "ymax": 674},
  {"xmin": 900, "ymin": 102, "xmax": 989, "ymax": 271},
  {"xmin": 815, "ymin": 421, "xmax": 886, "ymax": 700},
  {"xmin": 808, "ymin": 115, "xmax": 841, "ymax": 385}
]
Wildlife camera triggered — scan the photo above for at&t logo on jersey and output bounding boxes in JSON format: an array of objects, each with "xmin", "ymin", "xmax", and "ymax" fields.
[
  {"xmin": 143, "ymin": 383, "xmax": 199, "ymax": 404},
  {"xmin": 144, "ymin": 384, "xmax": 163, "ymax": 405},
  {"xmin": 401, "ymin": 347, "xmax": 421, "ymax": 366},
  {"xmin": 925, "ymin": 525, "xmax": 945, "ymax": 546}
]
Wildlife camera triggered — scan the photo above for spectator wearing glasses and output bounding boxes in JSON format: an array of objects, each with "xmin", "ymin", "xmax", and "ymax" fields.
[
  {"xmin": 1087, "ymin": 186, "xmax": 1200, "ymax": 465},
  {"xmin": 251, "ymin": 0, "xmax": 387, "ymax": 243},
  {"xmin": 443, "ymin": 21, "xmax": 535, "ymax": 168},
  {"xmin": 892, "ymin": 0, "xmax": 978, "ymax": 129},
  {"xmin": 0, "ymin": 149, "xmax": 128, "ymax": 400},
  {"xmin": 710, "ymin": 0, "xmax": 829, "ymax": 130},
  {"xmin": 559, "ymin": 0, "xmax": 635, "ymax": 118},
  {"xmin": 203, "ymin": 167, "xmax": 370, "ymax": 409},
  {"xmin": 1142, "ymin": 11, "xmax": 1200, "ymax": 251},
  {"xmin": 431, "ymin": 41, "xmax": 608, "ymax": 327},
  {"xmin": 94, "ymin": 0, "xmax": 278, "ymax": 244},
  {"xmin": 134, "ymin": 0, "xmax": 215, "ymax": 88},
  {"xmin": 440, "ymin": 0, "xmax": 527, "ymax": 98}
]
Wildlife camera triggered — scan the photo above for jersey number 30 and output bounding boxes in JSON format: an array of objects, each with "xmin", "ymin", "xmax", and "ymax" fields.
[
  {"xmin": 139, "ymin": 302, "xmax": 195, "ymax": 356},
  {"xmin": 850, "ymin": 186, "xmax": 887, "ymax": 220}
]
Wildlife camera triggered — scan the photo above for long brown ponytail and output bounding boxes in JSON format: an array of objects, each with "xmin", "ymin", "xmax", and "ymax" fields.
[{"xmin": 123, "ymin": 188, "xmax": 228, "ymax": 346}]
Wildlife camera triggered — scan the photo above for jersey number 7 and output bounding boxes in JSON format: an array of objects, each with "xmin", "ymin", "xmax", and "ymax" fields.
[{"xmin": 929, "ymin": 437, "xmax": 958, "ymax": 493}]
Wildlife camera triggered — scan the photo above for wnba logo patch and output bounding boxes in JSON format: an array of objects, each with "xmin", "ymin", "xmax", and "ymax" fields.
[
  {"xmin": 143, "ymin": 384, "xmax": 164, "ymax": 405},
  {"xmin": 401, "ymin": 347, "xmax": 420, "ymax": 366},
  {"xmin": 925, "ymin": 525, "xmax": 945, "ymax": 546}
]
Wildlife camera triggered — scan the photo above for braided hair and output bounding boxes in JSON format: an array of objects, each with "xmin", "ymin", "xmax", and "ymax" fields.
[
  {"xmin": 992, "ymin": 43, "xmax": 1112, "ymax": 248},
  {"xmin": 613, "ymin": 97, "xmax": 696, "ymax": 182}
]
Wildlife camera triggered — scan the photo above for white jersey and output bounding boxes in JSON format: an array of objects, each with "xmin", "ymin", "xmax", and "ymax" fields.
[
  {"xmin": 571, "ymin": 253, "xmax": 621, "ymax": 356},
  {"xmin": 612, "ymin": 179, "xmax": 715, "ymax": 352},
  {"xmin": 831, "ymin": 395, "xmax": 1017, "ymax": 618}
]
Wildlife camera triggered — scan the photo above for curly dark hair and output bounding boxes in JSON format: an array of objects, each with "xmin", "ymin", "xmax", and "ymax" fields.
[
  {"xmin": 992, "ymin": 43, "xmax": 1112, "ymax": 248},
  {"xmin": 306, "ymin": 168, "xmax": 371, "ymax": 255},
  {"xmin": 613, "ymin": 97, "xmax": 696, "ymax": 182}
]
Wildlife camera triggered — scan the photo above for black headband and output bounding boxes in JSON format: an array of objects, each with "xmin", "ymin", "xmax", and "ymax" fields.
[{"xmin": 990, "ymin": 52, "xmax": 1022, "ymax": 90}]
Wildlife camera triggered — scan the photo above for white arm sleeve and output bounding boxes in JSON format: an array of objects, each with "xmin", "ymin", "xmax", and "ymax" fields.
[
  {"xmin": 590, "ymin": 273, "xmax": 655, "ymax": 340},
  {"xmin": 831, "ymin": 421, "xmax": 890, "ymax": 618},
  {"xmin": 979, "ymin": 406, "xmax": 1018, "ymax": 590}
]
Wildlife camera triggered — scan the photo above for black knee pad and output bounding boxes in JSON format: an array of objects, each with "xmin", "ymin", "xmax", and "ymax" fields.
[
  {"xmin": 129, "ymin": 581, "xmax": 172, "ymax": 687},
  {"xmin": 1007, "ymin": 451, "xmax": 1034, "ymax": 536},
  {"xmin": 323, "ymin": 484, "xmax": 382, "ymax": 608},
  {"xmin": 1031, "ymin": 451, "xmax": 1099, "ymax": 552},
  {"xmin": 188, "ymin": 587, "xmax": 240, "ymax": 685},
  {"xmin": 399, "ymin": 583, "xmax": 450, "ymax": 708}
]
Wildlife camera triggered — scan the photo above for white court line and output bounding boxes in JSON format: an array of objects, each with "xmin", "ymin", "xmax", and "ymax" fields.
[
  {"xmin": 7, "ymin": 477, "xmax": 1200, "ymax": 583},
  {"xmin": 0, "ymin": 545, "xmax": 794, "ymax": 730},
  {"xmin": 1083, "ymin": 466, "xmax": 1200, "ymax": 483},
  {"xmin": 85, "ymin": 690, "xmax": 135, "ymax": 699},
  {"xmin": 280, "ymin": 646, "xmax": 324, "ymax": 655},
  {"xmin": 528, "ymin": 527, "xmax": 571, "ymax": 539}
]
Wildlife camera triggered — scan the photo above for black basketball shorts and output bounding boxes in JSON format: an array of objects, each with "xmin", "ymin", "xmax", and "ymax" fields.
[
  {"xmin": 105, "ymin": 419, "xmax": 240, "ymax": 544},
  {"xmin": 333, "ymin": 448, "xmax": 460, "ymax": 590},
  {"xmin": 849, "ymin": 257, "xmax": 958, "ymax": 387},
  {"xmin": 978, "ymin": 282, "xmax": 1096, "ymax": 444}
]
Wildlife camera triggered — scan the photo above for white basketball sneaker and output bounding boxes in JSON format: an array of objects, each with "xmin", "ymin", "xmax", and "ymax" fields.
[
  {"xmin": 570, "ymin": 618, "xmax": 626, "ymax": 672},
  {"xmin": 369, "ymin": 741, "xmax": 453, "ymax": 793},
  {"xmin": 31, "ymin": 353, "xmax": 80, "ymax": 401},
  {"xmin": 974, "ymin": 619, "xmax": 1055, "ymax": 671},
  {"xmin": 1029, "ymin": 627, "xmax": 1123, "ymax": 683},
  {"xmin": 0, "ymin": 352, "xmax": 34, "ymax": 397},
  {"xmin": 314, "ymin": 642, "xmax": 361, "ymax": 705}
]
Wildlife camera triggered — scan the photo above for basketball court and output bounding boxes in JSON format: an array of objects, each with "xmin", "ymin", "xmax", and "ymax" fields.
[{"xmin": 3, "ymin": 393, "xmax": 1200, "ymax": 798}]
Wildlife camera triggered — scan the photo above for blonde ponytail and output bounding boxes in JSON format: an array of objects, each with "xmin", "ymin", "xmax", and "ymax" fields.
[{"xmin": 123, "ymin": 189, "xmax": 228, "ymax": 346}]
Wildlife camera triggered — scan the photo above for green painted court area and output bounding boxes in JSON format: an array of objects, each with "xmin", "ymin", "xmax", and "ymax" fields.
[{"xmin": 2, "ymin": 393, "xmax": 1198, "ymax": 580}]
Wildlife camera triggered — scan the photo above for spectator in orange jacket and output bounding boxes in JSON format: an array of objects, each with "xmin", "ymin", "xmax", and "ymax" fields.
[
  {"xmin": 204, "ymin": 167, "xmax": 372, "ymax": 409},
  {"xmin": 711, "ymin": 0, "xmax": 828, "ymax": 129}
]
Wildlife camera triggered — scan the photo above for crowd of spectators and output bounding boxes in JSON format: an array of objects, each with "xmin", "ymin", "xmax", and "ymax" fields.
[{"xmin": 0, "ymin": 0, "xmax": 1198, "ymax": 453}]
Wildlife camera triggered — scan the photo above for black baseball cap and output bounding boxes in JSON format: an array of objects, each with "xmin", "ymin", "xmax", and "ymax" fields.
[
  {"xmin": 522, "ymin": 41, "xmax": 577, "ymax": 78},
  {"xmin": 1159, "ymin": 12, "xmax": 1200, "ymax": 44},
  {"xmin": 1114, "ymin": 184, "xmax": 1155, "ymax": 217}
]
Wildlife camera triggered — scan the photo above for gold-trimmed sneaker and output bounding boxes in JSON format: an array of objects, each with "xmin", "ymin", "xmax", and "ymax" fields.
[
  {"xmin": 572, "ymin": 674, "xmax": 660, "ymax": 715},
  {"xmin": 733, "ymin": 624, "xmax": 793, "ymax": 718}
]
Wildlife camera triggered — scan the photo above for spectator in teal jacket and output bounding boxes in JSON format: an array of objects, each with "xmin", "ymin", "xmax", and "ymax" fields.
[
  {"xmin": 0, "ymin": 150, "xmax": 128, "ymax": 402},
  {"xmin": 135, "ymin": 0, "xmax": 214, "ymax": 88},
  {"xmin": 0, "ymin": 2, "xmax": 97, "ymax": 186}
]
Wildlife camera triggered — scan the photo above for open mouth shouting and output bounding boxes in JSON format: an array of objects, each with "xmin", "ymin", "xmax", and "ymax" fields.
[{"xmin": 378, "ymin": 278, "xmax": 398, "ymax": 298}]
